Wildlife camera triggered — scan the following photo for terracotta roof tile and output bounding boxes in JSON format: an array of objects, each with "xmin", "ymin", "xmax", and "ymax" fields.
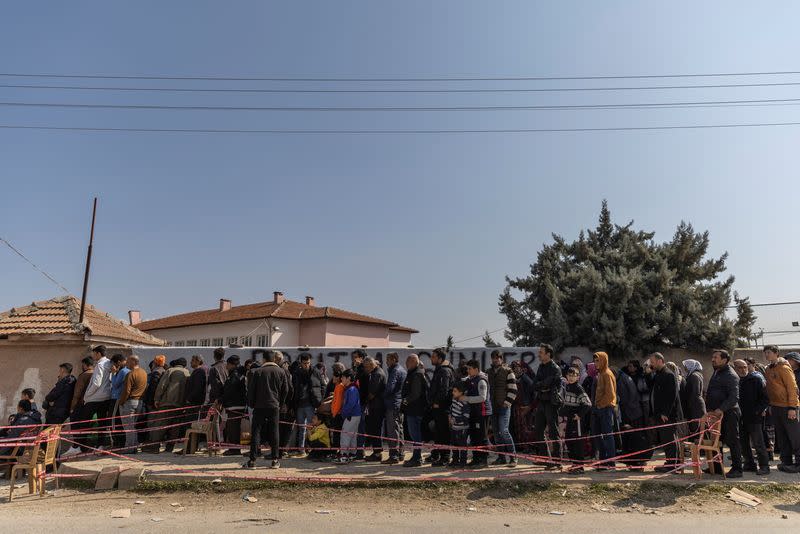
[
  {"xmin": 0, "ymin": 296, "xmax": 165, "ymax": 346},
  {"xmin": 135, "ymin": 299, "xmax": 413, "ymax": 333}
]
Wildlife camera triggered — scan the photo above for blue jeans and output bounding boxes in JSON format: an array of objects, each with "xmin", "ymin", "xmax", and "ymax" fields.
[
  {"xmin": 492, "ymin": 406, "xmax": 516, "ymax": 461},
  {"xmin": 295, "ymin": 404, "xmax": 315, "ymax": 448},
  {"xmin": 592, "ymin": 406, "xmax": 616, "ymax": 466},
  {"xmin": 406, "ymin": 415, "xmax": 423, "ymax": 461}
]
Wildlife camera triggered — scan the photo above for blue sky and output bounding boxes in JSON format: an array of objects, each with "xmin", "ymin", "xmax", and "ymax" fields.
[{"xmin": 1, "ymin": 1, "xmax": 799, "ymax": 347}]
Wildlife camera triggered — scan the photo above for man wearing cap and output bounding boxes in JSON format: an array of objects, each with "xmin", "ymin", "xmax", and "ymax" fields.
[
  {"xmin": 763, "ymin": 345, "xmax": 800, "ymax": 472},
  {"xmin": 222, "ymin": 355, "xmax": 247, "ymax": 456},
  {"xmin": 785, "ymin": 352, "xmax": 800, "ymax": 400}
]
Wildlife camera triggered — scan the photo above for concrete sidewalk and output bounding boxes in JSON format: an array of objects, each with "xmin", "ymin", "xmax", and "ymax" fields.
[{"xmin": 56, "ymin": 450, "xmax": 800, "ymax": 487}]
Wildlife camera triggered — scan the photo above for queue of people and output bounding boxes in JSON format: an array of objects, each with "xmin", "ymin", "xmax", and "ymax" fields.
[{"xmin": 5, "ymin": 343, "xmax": 800, "ymax": 480}]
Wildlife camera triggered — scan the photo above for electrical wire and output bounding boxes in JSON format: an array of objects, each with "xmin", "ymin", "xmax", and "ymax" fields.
[
  {"xmin": 4, "ymin": 81, "xmax": 800, "ymax": 94},
  {"xmin": 3, "ymin": 97, "xmax": 800, "ymax": 112},
  {"xmin": 0, "ymin": 236, "xmax": 72, "ymax": 294},
  {"xmin": 3, "ymin": 122, "xmax": 800, "ymax": 135},
  {"xmin": 3, "ymin": 70, "xmax": 800, "ymax": 82}
]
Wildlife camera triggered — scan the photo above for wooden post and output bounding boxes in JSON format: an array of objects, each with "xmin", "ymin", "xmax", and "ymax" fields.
[{"xmin": 78, "ymin": 197, "xmax": 98, "ymax": 324}]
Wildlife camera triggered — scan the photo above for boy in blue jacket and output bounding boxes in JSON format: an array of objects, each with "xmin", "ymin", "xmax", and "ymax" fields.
[{"xmin": 336, "ymin": 370, "xmax": 362, "ymax": 463}]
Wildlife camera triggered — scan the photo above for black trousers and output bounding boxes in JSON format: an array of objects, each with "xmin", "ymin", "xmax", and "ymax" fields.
[
  {"xmin": 224, "ymin": 408, "xmax": 245, "ymax": 452},
  {"xmin": 711, "ymin": 410, "xmax": 742, "ymax": 471},
  {"xmin": 278, "ymin": 410, "xmax": 293, "ymax": 456},
  {"xmin": 75, "ymin": 399, "xmax": 114, "ymax": 450},
  {"xmin": 469, "ymin": 415, "xmax": 490, "ymax": 462},
  {"xmin": 250, "ymin": 407, "xmax": 280, "ymax": 462},
  {"xmin": 740, "ymin": 419, "xmax": 769, "ymax": 468},
  {"xmin": 365, "ymin": 409, "xmax": 385, "ymax": 451},
  {"xmin": 564, "ymin": 420, "xmax": 584, "ymax": 463},
  {"xmin": 772, "ymin": 406, "xmax": 800, "ymax": 466},
  {"xmin": 430, "ymin": 407, "xmax": 451, "ymax": 460},
  {"xmin": 533, "ymin": 402, "xmax": 560, "ymax": 461},
  {"xmin": 650, "ymin": 417, "xmax": 678, "ymax": 466}
]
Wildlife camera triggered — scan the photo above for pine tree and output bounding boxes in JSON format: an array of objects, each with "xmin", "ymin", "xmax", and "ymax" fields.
[
  {"xmin": 446, "ymin": 335, "xmax": 454, "ymax": 351},
  {"xmin": 733, "ymin": 292, "xmax": 757, "ymax": 348},
  {"xmin": 482, "ymin": 330, "xmax": 500, "ymax": 347},
  {"xmin": 499, "ymin": 200, "xmax": 754, "ymax": 359}
]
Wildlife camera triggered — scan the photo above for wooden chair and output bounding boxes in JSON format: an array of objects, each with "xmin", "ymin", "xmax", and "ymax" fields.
[
  {"xmin": 680, "ymin": 418, "xmax": 724, "ymax": 479},
  {"xmin": 182, "ymin": 410, "xmax": 220, "ymax": 457},
  {"xmin": 0, "ymin": 427, "xmax": 39, "ymax": 479},
  {"xmin": 8, "ymin": 425, "xmax": 62, "ymax": 500}
]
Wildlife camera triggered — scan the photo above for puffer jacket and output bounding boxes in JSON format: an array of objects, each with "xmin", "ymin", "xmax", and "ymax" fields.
[
  {"xmin": 487, "ymin": 363, "xmax": 518, "ymax": 412},
  {"xmin": 765, "ymin": 360, "xmax": 800, "ymax": 408},
  {"xmin": 154, "ymin": 365, "xmax": 190, "ymax": 408}
]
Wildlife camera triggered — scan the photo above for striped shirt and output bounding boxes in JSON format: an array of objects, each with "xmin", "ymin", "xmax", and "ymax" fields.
[{"xmin": 449, "ymin": 398, "xmax": 470, "ymax": 430}]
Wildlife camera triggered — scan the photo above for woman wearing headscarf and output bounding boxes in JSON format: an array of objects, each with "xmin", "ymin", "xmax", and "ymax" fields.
[{"xmin": 681, "ymin": 359, "xmax": 707, "ymax": 434}]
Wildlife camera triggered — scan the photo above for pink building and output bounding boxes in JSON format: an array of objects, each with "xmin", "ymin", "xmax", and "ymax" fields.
[{"xmin": 132, "ymin": 292, "xmax": 417, "ymax": 348}]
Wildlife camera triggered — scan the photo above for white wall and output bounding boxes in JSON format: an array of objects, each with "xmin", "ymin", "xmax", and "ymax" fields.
[
  {"xmin": 388, "ymin": 329, "xmax": 412, "ymax": 347},
  {"xmin": 146, "ymin": 318, "xmax": 300, "ymax": 347}
]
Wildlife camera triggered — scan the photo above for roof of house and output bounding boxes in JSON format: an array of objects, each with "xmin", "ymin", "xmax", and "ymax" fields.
[
  {"xmin": 135, "ymin": 299, "xmax": 419, "ymax": 334},
  {"xmin": 0, "ymin": 295, "xmax": 166, "ymax": 346}
]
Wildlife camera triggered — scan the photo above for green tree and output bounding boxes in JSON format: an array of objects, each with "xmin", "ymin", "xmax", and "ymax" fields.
[
  {"xmin": 482, "ymin": 330, "xmax": 500, "ymax": 347},
  {"xmin": 733, "ymin": 292, "xmax": 757, "ymax": 348},
  {"xmin": 499, "ymin": 200, "xmax": 755, "ymax": 359}
]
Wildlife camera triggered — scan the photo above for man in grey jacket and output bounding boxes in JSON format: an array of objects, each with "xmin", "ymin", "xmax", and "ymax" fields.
[{"xmin": 381, "ymin": 352, "xmax": 406, "ymax": 464}]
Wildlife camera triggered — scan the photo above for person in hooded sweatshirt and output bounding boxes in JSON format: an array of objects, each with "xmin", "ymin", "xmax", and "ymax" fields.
[
  {"xmin": 763, "ymin": 345, "xmax": 800, "ymax": 472},
  {"xmin": 591, "ymin": 352, "xmax": 617, "ymax": 471},
  {"xmin": 681, "ymin": 359, "xmax": 707, "ymax": 435}
]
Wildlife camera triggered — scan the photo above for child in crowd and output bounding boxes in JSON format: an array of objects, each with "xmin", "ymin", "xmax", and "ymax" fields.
[
  {"xmin": 559, "ymin": 366, "xmax": 592, "ymax": 473},
  {"xmin": 448, "ymin": 382, "xmax": 470, "ymax": 468},
  {"xmin": 306, "ymin": 414, "xmax": 332, "ymax": 461},
  {"xmin": 335, "ymin": 370, "xmax": 362, "ymax": 464}
]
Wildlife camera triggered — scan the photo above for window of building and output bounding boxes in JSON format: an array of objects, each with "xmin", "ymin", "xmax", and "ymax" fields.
[
  {"xmin": 226, "ymin": 336, "xmax": 238, "ymax": 346},
  {"xmin": 186, "ymin": 339, "xmax": 197, "ymax": 346},
  {"xmin": 256, "ymin": 335, "xmax": 268, "ymax": 347},
  {"xmin": 199, "ymin": 339, "xmax": 210, "ymax": 347},
  {"xmin": 240, "ymin": 336, "xmax": 252, "ymax": 347},
  {"xmin": 165, "ymin": 342, "xmax": 173, "ymax": 347},
  {"xmin": 212, "ymin": 338, "xmax": 223, "ymax": 347},
  {"xmin": 174, "ymin": 341, "xmax": 185, "ymax": 347}
]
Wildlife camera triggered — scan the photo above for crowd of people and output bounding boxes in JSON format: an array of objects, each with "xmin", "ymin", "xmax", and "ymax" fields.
[{"xmin": 4, "ymin": 343, "xmax": 800, "ymax": 479}]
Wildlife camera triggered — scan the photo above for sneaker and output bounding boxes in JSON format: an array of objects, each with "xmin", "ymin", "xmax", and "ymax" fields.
[
  {"xmin": 757, "ymin": 466, "xmax": 771, "ymax": 476},
  {"xmin": 242, "ymin": 460, "xmax": 256, "ymax": 469},
  {"xmin": 61, "ymin": 446, "xmax": 81, "ymax": 458},
  {"xmin": 403, "ymin": 459, "xmax": 422, "ymax": 468},
  {"xmin": 595, "ymin": 466, "xmax": 616, "ymax": 472},
  {"xmin": 544, "ymin": 464, "xmax": 562, "ymax": 471},
  {"xmin": 431, "ymin": 459, "xmax": 448, "ymax": 467},
  {"xmin": 491, "ymin": 457, "xmax": 507, "ymax": 466},
  {"xmin": 270, "ymin": 459, "xmax": 280, "ymax": 469},
  {"xmin": 568, "ymin": 466, "xmax": 585, "ymax": 474},
  {"xmin": 742, "ymin": 464, "xmax": 758, "ymax": 473},
  {"xmin": 365, "ymin": 453, "xmax": 383, "ymax": 462},
  {"xmin": 778, "ymin": 464, "xmax": 798, "ymax": 473},
  {"xmin": 655, "ymin": 465, "xmax": 679, "ymax": 473},
  {"xmin": 506, "ymin": 459, "xmax": 517, "ymax": 468},
  {"xmin": 381, "ymin": 457, "xmax": 400, "ymax": 465},
  {"xmin": 726, "ymin": 469, "xmax": 743, "ymax": 478},
  {"xmin": 333, "ymin": 456, "xmax": 349, "ymax": 464},
  {"xmin": 222, "ymin": 449, "xmax": 242, "ymax": 457},
  {"xmin": 467, "ymin": 460, "xmax": 488, "ymax": 469}
]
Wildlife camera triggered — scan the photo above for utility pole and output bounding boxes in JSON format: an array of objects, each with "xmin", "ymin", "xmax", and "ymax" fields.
[{"xmin": 78, "ymin": 197, "xmax": 98, "ymax": 325}]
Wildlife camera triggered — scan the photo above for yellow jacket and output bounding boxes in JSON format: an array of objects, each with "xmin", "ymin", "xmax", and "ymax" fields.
[
  {"xmin": 308, "ymin": 423, "xmax": 331, "ymax": 448},
  {"xmin": 594, "ymin": 352, "xmax": 617, "ymax": 409}
]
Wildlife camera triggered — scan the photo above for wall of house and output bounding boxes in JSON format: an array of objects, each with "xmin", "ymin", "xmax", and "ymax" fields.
[
  {"xmin": 0, "ymin": 342, "xmax": 91, "ymax": 421},
  {"xmin": 144, "ymin": 318, "xmax": 300, "ymax": 347},
  {"xmin": 298, "ymin": 318, "xmax": 327, "ymax": 346},
  {"xmin": 324, "ymin": 319, "xmax": 390, "ymax": 347},
  {"xmin": 388, "ymin": 329, "xmax": 412, "ymax": 347}
]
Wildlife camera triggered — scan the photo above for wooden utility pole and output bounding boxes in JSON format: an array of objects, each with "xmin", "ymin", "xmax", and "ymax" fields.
[{"xmin": 78, "ymin": 197, "xmax": 98, "ymax": 324}]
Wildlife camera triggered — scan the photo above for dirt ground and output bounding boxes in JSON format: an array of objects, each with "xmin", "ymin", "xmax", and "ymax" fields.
[{"xmin": 3, "ymin": 480, "xmax": 800, "ymax": 533}]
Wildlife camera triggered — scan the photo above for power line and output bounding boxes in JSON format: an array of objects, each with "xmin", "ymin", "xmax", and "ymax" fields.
[
  {"xmin": 3, "ymin": 121, "xmax": 800, "ymax": 135},
  {"xmin": 726, "ymin": 300, "xmax": 800, "ymax": 308},
  {"xmin": 0, "ymin": 236, "xmax": 72, "ymax": 294},
  {"xmin": 4, "ymin": 81, "xmax": 800, "ymax": 94},
  {"xmin": 453, "ymin": 327, "xmax": 506, "ymax": 344},
  {"xmin": 3, "ymin": 97, "xmax": 800, "ymax": 113},
  {"xmin": 2, "ymin": 70, "xmax": 800, "ymax": 82}
]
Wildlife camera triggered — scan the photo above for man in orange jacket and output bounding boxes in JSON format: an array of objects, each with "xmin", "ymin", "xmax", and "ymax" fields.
[
  {"xmin": 764, "ymin": 345, "xmax": 800, "ymax": 472},
  {"xmin": 592, "ymin": 351, "xmax": 617, "ymax": 471}
]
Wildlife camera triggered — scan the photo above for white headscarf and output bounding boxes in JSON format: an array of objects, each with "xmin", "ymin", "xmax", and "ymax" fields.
[{"xmin": 682, "ymin": 359, "xmax": 702, "ymax": 375}]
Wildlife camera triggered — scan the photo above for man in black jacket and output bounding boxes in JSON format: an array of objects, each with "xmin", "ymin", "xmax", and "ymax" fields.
[
  {"xmin": 351, "ymin": 349, "xmax": 369, "ymax": 460},
  {"xmin": 222, "ymin": 356, "xmax": 247, "ymax": 456},
  {"xmin": 706, "ymin": 350, "xmax": 743, "ymax": 478},
  {"xmin": 208, "ymin": 347, "xmax": 228, "ymax": 407},
  {"xmin": 245, "ymin": 350, "xmax": 290, "ymax": 469},
  {"xmin": 292, "ymin": 353, "xmax": 326, "ymax": 454},
  {"xmin": 43, "ymin": 362, "xmax": 76, "ymax": 424},
  {"xmin": 649, "ymin": 352, "xmax": 681, "ymax": 472},
  {"xmin": 363, "ymin": 357, "xmax": 387, "ymax": 461},
  {"xmin": 428, "ymin": 348, "xmax": 456, "ymax": 466},
  {"xmin": 734, "ymin": 359, "xmax": 770, "ymax": 475},
  {"xmin": 532, "ymin": 344, "xmax": 562, "ymax": 468},
  {"xmin": 401, "ymin": 354, "xmax": 429, "ymax": 467},
  {"xmin": 186, "ymin": 355, "xmax": 210, "ymax": 418}
]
